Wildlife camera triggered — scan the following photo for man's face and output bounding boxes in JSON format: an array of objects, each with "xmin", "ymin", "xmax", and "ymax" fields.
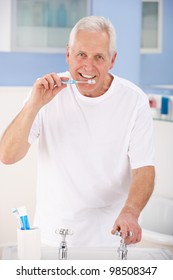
[{"xmin": 66, "ymin": 30, "xmax": 116, "ymax": 97}]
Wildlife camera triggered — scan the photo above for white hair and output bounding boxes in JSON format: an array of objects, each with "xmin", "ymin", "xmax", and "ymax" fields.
[{"xmin": 68, "ymin": 16, "xmax": 117, "ymax": 57}]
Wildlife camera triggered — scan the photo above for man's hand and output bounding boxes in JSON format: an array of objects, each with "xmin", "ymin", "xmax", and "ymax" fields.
[
  {"xmin": 112, "ymin": 166, "xmax": 155, "ymax": 245},
  {"xmin": 111, "ymin": 205, "xmax": 142, "ymax": 245},
  {"xmin": 29, "ymin": 73, "xmax": 69, "ymax": 109}
]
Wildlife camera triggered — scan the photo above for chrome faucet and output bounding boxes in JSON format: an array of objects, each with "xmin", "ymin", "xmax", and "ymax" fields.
[
  {"xmin": 55, "ymin": 228, "xmax": 73, "ymax": 260},
  {"xmin": 115, "ymin": 230, "xmax": 128, "ymax": 260},
  {"xmin": 117, "ymin": 238, "xmax": 128, "ymax": 260}
]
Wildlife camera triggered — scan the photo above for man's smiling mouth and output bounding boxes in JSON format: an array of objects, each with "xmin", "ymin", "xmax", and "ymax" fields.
[{"xmin": 79, "ymin": 73, "xmax": 96, "ymax": 79}]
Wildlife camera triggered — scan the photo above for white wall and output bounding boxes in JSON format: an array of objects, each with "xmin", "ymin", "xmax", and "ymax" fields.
[
  {"xmin": 0, "ymin": 0, "xmax": 12, "ymax": 51},
  {"xmin": 0, "ymin": 87, "xmax": 173, "ymax": 249},
  {"xmin": 153, "ymin": 120, "xmax": 173, "ymax": 199}
]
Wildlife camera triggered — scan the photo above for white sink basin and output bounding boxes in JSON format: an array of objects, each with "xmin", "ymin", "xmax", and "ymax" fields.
[{"xmin": 2, "ymin": 246, "xmax": 173, "ymax": 260}]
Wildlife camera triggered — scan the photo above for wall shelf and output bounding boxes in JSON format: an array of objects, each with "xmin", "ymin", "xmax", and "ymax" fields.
[
  {"xmin": 143, "ymin": 86, "xmax": 173, "ymax": 122},
  {"xmin": 11, "ymin": 0, "xmax": 91, "ymax": 53}
]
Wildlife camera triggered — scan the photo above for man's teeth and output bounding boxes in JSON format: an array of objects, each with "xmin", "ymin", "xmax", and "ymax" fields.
[{"xmin": 80, "ymin": 73, "xmax": 95, "ymax": 79}]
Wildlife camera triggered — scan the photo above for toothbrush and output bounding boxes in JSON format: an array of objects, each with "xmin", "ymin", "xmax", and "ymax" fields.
[
  {"xmin": 61, "ymin": 79, "xmax": 96, "ymax": 85},
  {"xmin": 11, "ymin": 208, "xmax": 23, "ymax": 229}
]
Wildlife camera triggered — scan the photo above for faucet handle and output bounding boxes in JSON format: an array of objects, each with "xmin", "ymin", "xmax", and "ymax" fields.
[
  {"xmin": 55, "ymin": 228, "xmax": 73, "ymax": 236},
  {"xmin": 57, "ymin": 228, "xmax": 73, "ymax": 235},
  {"xmin": 55, "ymin": 228, "xmax": 73, "ymax": 241},
  {"xmin": 115, "ymin": 230, "xmax": 121, "ymax": 237}
]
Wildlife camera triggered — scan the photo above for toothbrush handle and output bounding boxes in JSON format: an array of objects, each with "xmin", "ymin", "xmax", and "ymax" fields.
[{"xmin": 61, "ymin": 80, "xmax": 76, "ymax": 85}]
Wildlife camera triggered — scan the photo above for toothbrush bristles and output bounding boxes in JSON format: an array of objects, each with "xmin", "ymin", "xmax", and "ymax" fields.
[
  {"xmin": 88, "ymin": 79, "xmax": 96, "ymax": 84},
  {"xmin": 12, "ymin": 207, "xmax": 17, "ymax": 214}
]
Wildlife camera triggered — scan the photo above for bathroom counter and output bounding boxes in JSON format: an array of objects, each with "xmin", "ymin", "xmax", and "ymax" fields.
[{"xmin": 1, "ymin": 245, "xmax": 173, "ymax": 260}]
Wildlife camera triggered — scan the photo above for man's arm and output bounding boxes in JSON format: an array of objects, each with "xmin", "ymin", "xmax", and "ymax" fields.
[
  {"xmin": 0, "ymin": 73, "xmax": 67, "ymax": 164},
  {"xmin": 0, "ymin": 102, "xmax": 38, "ymax": 164},
  {"xmin": 112, "ymin": 165, "xmax": 155, "ymax": 244}
]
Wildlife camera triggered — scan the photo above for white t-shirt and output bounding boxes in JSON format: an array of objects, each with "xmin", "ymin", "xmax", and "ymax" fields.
[{"xmin": 28, "ymin": 72, "xmax": 155, "ymax": 247}]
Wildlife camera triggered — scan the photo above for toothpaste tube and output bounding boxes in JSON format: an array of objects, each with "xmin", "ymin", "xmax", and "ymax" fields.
[{"xmin": 17, "ymin": 206, "xmax": 30, "ymax": 230}]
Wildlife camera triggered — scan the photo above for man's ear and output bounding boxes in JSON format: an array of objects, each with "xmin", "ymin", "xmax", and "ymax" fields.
[{"xmin": 109, "ymin": 51, "xmax": 117, "ymax": 70}]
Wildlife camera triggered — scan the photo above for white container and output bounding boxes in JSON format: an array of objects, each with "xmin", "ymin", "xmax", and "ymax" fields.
[{"xmin": 17, "ymin": 227, "xmax": 41, "ymax": 260}]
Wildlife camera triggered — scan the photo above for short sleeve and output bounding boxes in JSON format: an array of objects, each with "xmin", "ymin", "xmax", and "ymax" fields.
[
  {"xmin": 128, "ymin": 101, "xmax": 155, "ymax": 169},
  {"xmin": 23, "ymin": 90, "xmax": 40, "ymax": 145},
  {"xmin": 28, "ymin": 112, "xmax": 40, "ymax": 144}
]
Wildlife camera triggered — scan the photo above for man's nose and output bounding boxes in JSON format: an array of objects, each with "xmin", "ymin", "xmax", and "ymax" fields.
[{"xmin": 83, "ymin": 57, "xmax": 95, "ymax": 70}]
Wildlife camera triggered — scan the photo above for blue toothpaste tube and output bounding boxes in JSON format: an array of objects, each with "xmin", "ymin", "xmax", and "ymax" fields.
[{"xmin": 17, "ymin": 206, "xmax": 30, "ymax": 230}]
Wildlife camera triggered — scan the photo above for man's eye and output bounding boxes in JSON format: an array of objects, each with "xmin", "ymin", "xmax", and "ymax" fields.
[
  {"xmin": 78, "ymin": 53, "xmax": 86, "ymax": 57},
  {"xmin": 96, "ymin": 55, "xmax": 104, "ymax": 60}
]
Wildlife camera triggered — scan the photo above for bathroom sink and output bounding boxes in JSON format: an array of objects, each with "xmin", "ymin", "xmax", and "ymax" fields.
[
  {"xmin": 43, "ymin": 246, "xmax": 173, "ymax": 260},
  {"xmin": 2, "ymin": 246, "xmax": 173, "ymax": 260}
]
